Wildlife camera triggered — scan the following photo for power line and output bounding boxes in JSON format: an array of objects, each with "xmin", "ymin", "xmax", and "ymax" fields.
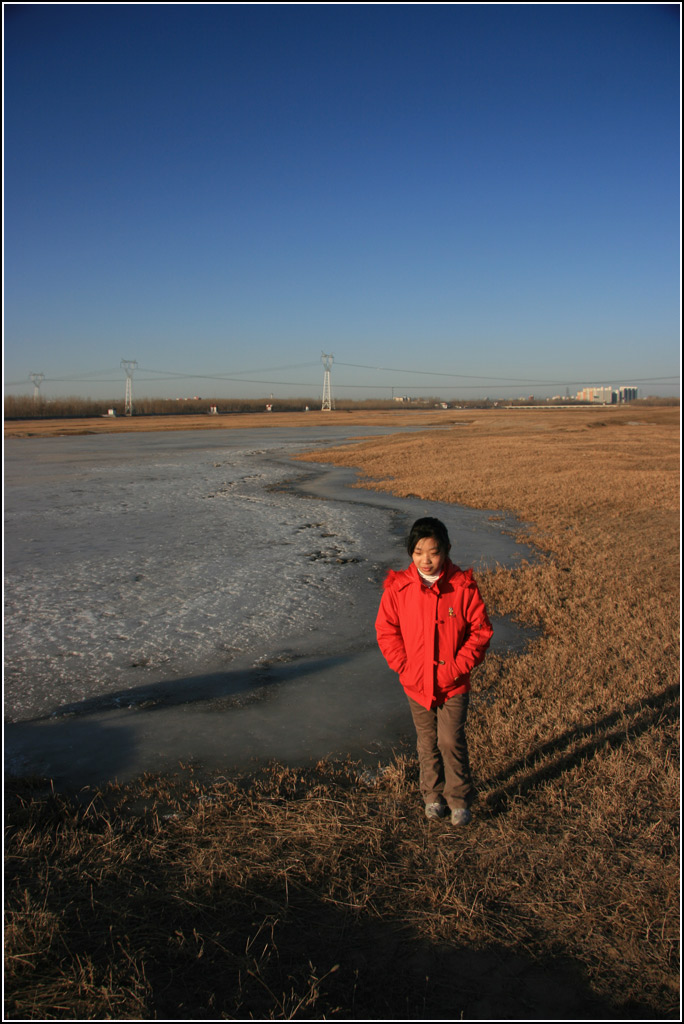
[
  {"xmin": 4, "ymin": 362, "xmax": 679, "ymax": 393},
  {"xmin": 334, "ymin": 362, "xmax": 679, "ymax": 387},
  {"xmin": 136, "ymin": 362, "xmax": 320, "ymax": 379}
]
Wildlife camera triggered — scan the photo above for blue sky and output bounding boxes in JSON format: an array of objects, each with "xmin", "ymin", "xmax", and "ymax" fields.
[{"xmin": 3, "ymin": 3, "xmax": 681, "ymax": 401}]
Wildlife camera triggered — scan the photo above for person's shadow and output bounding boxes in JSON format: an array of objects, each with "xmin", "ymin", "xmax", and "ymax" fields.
[{"xmin": 480, "ymin": 682, "xmax": 679, "ymax": 815}]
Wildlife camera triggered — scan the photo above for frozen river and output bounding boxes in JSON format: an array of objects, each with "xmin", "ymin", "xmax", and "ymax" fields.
[{"xmin": 4, "ymin": 425, "xmax": 536, "ymax": 789}]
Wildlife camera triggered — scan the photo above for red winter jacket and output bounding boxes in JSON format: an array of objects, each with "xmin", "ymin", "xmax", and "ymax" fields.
[{"xmin": 375, "ymin": 559, "xmax": 493, "ymax": 709}]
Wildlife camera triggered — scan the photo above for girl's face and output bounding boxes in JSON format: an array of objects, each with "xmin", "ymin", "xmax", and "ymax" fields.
[{"xmin": 411, "ymin": 536, "xmax": 447, "ymax": 576}]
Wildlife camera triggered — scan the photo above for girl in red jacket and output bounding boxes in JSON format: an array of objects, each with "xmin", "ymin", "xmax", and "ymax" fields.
[{"xmin": 375, "ymin": 517, "xmax": 493, "ymax": 825}]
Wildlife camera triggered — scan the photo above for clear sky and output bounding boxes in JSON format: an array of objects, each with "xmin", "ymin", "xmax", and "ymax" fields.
[{"xmin": 3, "ymin": 3, "xmax": 681, "ymax": 402}]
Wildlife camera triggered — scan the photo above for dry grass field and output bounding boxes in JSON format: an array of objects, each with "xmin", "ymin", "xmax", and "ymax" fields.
[
  {"xmin": 3, "ymin": 408, "xmax": 455, "ymax": 438},
  {"xmin": 4, "ymin": 406, "xmax": 680, "ymax": 1020}
]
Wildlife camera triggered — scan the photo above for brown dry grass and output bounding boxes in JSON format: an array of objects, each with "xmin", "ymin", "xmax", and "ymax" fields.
[
  {"xmin": 4, "ymin": 406, "xmax": 680, "ymax": 1019},
  {"xmin": 4, "ymin": 408, "xmax": 457, "ymax": 438}
]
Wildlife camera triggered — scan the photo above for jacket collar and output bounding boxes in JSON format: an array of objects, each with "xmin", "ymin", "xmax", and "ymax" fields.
[
  {"xmin": 383, "ymin": 558, "xmax": 475, "ymax": 593},
  {"xmin": 402, "ymin": 558, "xmax": 459, "ymax": 591}
]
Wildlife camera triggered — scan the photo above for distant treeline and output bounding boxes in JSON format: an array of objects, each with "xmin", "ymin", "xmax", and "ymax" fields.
[
  {"xmin": 4, "ymin": 395, "xmax": 412, "ymax": 419},
  {"xmin": 3, "ymin": 394, "xmax": 678, "ymax": 420}
]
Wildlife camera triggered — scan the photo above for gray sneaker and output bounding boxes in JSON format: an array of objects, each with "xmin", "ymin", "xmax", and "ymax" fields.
[
  {"xmin": 451, "ymin": 807, "xmax": 472, "ymax": 826},
  {"xmin": 425, "ymin": 802, "xmax": 447, "ymax": 820}
]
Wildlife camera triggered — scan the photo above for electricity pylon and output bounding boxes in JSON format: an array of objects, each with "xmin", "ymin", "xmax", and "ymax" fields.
[
  {"xmin": 121, "ymin": 360, "xmax": 137, "ymax": 416},
  {"xmin": 321, "ymin": 352, "xmax": 334, "ymax": 411},
  {"xmin": 29, "ymin": 373, "xmax": 44, "ymax": 400}
]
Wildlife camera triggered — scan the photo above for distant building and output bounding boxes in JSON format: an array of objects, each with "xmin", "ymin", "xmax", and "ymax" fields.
[
  {"xmin": 576, "ymin": 385, "xmax": 638, "ymax": 404},
  {"xmin": 577, "ymin": 386, "xmax": 615, "ymax": 404}
]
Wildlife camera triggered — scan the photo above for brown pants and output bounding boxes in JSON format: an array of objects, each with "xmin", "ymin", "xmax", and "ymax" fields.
[{"xmin": 408, "ymin": 693, "xmax": 473, "ymax": 810}]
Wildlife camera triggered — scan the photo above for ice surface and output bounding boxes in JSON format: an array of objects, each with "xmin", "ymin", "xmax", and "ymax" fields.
[{"xmin": 4, "ymin": 426, "xmax": 536, "ymax": 788}]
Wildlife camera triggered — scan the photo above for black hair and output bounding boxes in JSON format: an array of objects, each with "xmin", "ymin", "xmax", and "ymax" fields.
[{"xmin": 406, "ymin": 517, "xmax": 451, "ymax": 556}]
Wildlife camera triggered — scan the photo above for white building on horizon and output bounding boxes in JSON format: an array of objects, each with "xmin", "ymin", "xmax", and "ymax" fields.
[{"xmin": 576, "ymin": 385, "xmax": 639, "ymax": 404}]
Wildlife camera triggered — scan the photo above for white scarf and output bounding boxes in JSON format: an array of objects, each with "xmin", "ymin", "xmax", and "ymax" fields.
[{"xmin": 418, "ymin": 569, "xmax": 443, "ymax": 586}]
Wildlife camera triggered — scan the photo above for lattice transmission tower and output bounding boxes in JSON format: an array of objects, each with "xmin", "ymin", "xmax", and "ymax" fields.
[
  {"xmin": 121, "ymin": 359, "xmax": 137, "ymax": 416},
  {"xmin": 29, "ymin": 373, "xmax": 45, "ymax": 401},
  {"xmin": 321, "ymin": 352, "xmax": 334, "ymax": 411}
]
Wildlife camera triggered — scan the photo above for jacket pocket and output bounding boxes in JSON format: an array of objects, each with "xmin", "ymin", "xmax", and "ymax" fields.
[{"xmin": 436, "ymin": 657, "xmax": 465, "ymax": 690}]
